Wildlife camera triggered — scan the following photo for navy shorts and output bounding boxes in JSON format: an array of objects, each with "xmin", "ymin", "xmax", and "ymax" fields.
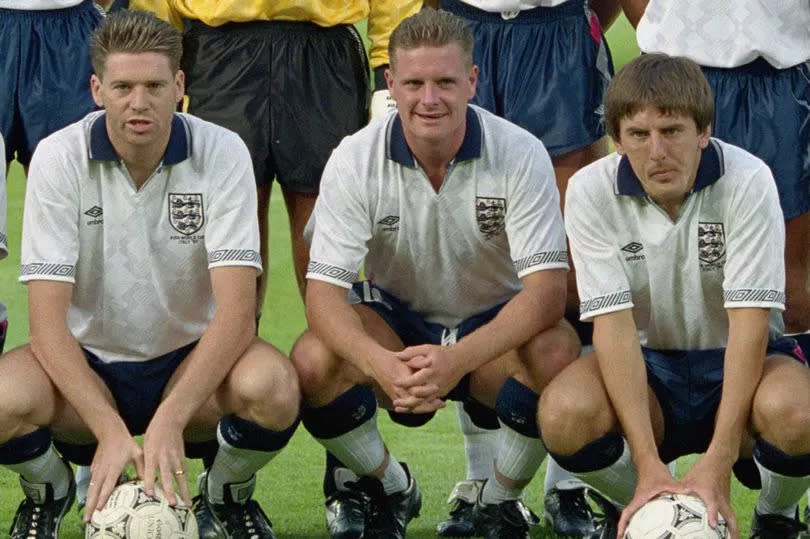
[
  {"xmin": 182, "ymin": 19, "xmax": 369, "ymax": 192},
  {"xmin": 0, "ymin": 0, "xmax": 102, "ymax": 165},
  {"xmin": 703, "ymin": 59, "xmax": 810, "ymax": 219},
  {"xmin": 645, "ymin": 337, "xmax": 805, "ymax": 464},
  {"xmin": 349, "ymin": 281, "xmax": 505, "ymax": 402},
  {"xmin": 442, "ymin": 0, "xmax": 613, "ymax": 157},
  {"xmin": 85, "ymin": 341, "xmax": 198, "ymax": 435},
  {"xmin": 52, "ymin": 341, "xmax": 224, "ymax": 465}
]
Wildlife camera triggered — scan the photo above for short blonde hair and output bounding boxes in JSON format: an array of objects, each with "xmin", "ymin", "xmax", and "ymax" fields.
[
  {"xmin": 388, "ymin": 7, "xmax": 474, "ymax": 70},
  {"xmin": 90, "ymin": 10, "xmax": 182, "ymax": 77}
]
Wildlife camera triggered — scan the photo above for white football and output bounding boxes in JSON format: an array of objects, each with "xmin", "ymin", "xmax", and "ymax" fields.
[
  {"xmin": 624, "ymin": 494, "xmax": 727, "ymax": 538},
  {"xmin": 86, "ymin": 480, "xmax": 198, "ymax": 539}
]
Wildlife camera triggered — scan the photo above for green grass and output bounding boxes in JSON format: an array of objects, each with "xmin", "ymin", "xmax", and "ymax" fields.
[{"xmin": 0, "ymin": 15, "xmax": 767, "ymax": 538}]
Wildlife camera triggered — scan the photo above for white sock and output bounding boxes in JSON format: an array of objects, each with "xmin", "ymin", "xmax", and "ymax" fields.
[
  {"xmin": 755, "ymin": 459, "xmax": 810, "ymax": 518},
  {"xmin": 379, "ymin": 458, "xmax": 409, "ymax": 495},
  {"xmin": 316, "ymin": 411, "xmax": 386, "ymax": 477},
  {"xmin": 457, "ymin": 403, "xmax": 497, "ymax": 481},
  {"xmin": 544, "ymin": 457, "xmax": 586, "ymax": 494},
  {"xmin": 316, "ymin": 410, "xmax": 407, "ymax": 494},
  {"xmin": 481, "ymin": 423, "xmax": 546, "ymax": 504},
  {"xmin": 207, "ymin": 428, "xmax": 279, "ymax": 505},
  {"xmin": 481, "ymin": 474, "xmax": 523, "ymax": 504},
  {"xmin": 75, "ymin": 464, "xmax": 91, "ymax": 505},
  {"xmin": 572, "ymin": 438, "xmax": 636, "ymax": 507},
  {"xmin": 6, "ymin": 444, "xmax": 71, "ymax": 499}
]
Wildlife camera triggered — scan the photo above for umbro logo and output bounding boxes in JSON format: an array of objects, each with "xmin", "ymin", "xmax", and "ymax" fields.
[
  {"xmin": 84, "ymin": 205, "xmax": 103, "ymax": 225},
  {"xmin": 352, "ymin": 405, "xmax": 367, "ymax": 421},
  {"xmin": 621, "ymin": 242, "xmax": 645, "ymax": 262},
  {"xmin": 378, "ymin": 215, "xmax": 399, "ymax": 232}
]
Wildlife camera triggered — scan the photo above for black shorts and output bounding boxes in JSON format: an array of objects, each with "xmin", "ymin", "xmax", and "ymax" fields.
[
  {"xmin": 0, "ymin": 0, "xmax": 102, "ymax": 165},
  {"xmin": 181, "ymin": 19, "xmax": 369, "ymax": 192}
]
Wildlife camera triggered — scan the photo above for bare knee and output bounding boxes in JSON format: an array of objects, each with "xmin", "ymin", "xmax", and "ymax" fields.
[
  {"xmin": 0, "ymin": 347, "xmax": 55, "ymax": 443},
  {"xmin": 538, "ymin": 363, "xmax": 613, "ymax": 455},
  {"xmin": 290, "ymin": 330, "xmax": 349, "ymax": 406},
  {"xmin": 520, "ymin": 322, "xmax": 581, "ymax": 390},
  {"xmin": 230, "ymin": 343, "xmax": 300, "ymax": 430},
  {"xmin": 754, "ymin": 385, "xmax": 810, "ymax": 454}
]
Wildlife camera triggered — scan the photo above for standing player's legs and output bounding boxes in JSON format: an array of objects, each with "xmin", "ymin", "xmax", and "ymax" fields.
[
  {"xmin": 704, "ymin": 60, "xmax": 810, "ymax": 336},
  {"xmin": 280, "ymin": 188, "xmax": 318, "ymax": 296},
  {"xmin": 183, "ymin": 20, "xmax": 368, "ymax": 313},
  {"xmin": 440, "ymin": 1, "xmax": 613, "ymax": 534},
  {"xmin": 181, "ymin": 21, "xmax": 275, "ymax": 319},
  {"xmin": 268, "ymin": 22, "xmax": 369, "ymax": 298}
]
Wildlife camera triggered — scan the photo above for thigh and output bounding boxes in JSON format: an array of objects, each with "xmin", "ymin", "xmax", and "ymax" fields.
[
  {"xmin": 0, "ymin": 345, "xmax": 104, "ymax": 444},
  {"xmin": 750, "ymin": 352, "xmax": 810, "ymax": 439},
  {"xmin": 289, "ymin": 296, "xmax": 406, "ymax": 408},
  {"xmin": 537, "ymin": 352, "xmax": 632, "ymax": 440},
  {"xmin": 184, "ymin": 337, "xmax": 298, "ymax": 439}
]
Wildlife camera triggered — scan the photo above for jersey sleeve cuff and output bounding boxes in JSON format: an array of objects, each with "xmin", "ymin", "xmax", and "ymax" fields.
[
  {"xmin": 579, "ymin": 290, "xmax": 633, "ymax": 321},
  {"xmin": 723, "ymin": 289, "xmax": 785, "ymax": 311}
]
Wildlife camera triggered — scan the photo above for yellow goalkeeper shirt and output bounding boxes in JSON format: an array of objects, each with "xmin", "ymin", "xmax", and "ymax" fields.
[{"xmin": 130, "ymin": 0, "xmax": 421, "ymax": 69}]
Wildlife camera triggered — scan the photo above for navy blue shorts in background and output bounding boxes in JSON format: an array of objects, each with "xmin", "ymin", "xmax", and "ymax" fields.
[
  {"xmin": 703, "ymin": 59, "xmax": 810, "ymax": 220},
  {"xmin": 0, "ymin": 0, "xmax": 102, "ymax": 165},
  {"xmin": 442, "ymin": 0, "xmax": 613, "ymax": 157}
]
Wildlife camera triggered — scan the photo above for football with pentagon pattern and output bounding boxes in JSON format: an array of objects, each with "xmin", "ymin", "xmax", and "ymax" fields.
[
  {"xmin": 85, "ymin": 480, "xmax": 198, "ymax": 539},
  {"xmin": 624, "ymin": 493, "xmax": 727, "ymax": 538}
]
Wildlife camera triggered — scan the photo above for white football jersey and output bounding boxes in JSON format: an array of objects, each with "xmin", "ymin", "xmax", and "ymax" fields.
[
  {"xmin": 566, "ymin": 139, "xmax": 785, "ymax": 350},
  {"xmin": 636, "ymin": 0, "xmax": 810, "ymax": 69},
  {"xmin": 21, "ymin": 112, "xmax": 262, "ymax": 363},
  {"xmin": 308, "ymin": 105, "xmax": 568, "ymax": 328},
  {"xmin": 459, "ymin": 0, "xmax": 576, "ymax": 12},
  {"xmin": 0, "ymin": 0, "xmax": 84, "ymax": 8}
]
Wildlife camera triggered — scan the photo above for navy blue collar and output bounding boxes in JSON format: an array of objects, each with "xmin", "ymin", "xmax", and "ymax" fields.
[
  {"xmin": 616, "ymin": 139, "xmax": 725, "ymax": 197},
  {"xmin": 387, "ymin": 106, "xmax": 482, "ymax": 167},
  {"xmin": 88, "ymin": 113, "xmax": 191, "ymax": 165}
]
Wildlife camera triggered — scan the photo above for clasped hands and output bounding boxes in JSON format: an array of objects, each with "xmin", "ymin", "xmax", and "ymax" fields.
[{"xmin": 381, "ymin": 344, "xmax": 464, "ymax": 414}]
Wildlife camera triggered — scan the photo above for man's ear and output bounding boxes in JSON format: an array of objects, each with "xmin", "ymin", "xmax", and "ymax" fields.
[{"xmin": 90, "ymin": 74, "xmax": 104, "ymax": 108}]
